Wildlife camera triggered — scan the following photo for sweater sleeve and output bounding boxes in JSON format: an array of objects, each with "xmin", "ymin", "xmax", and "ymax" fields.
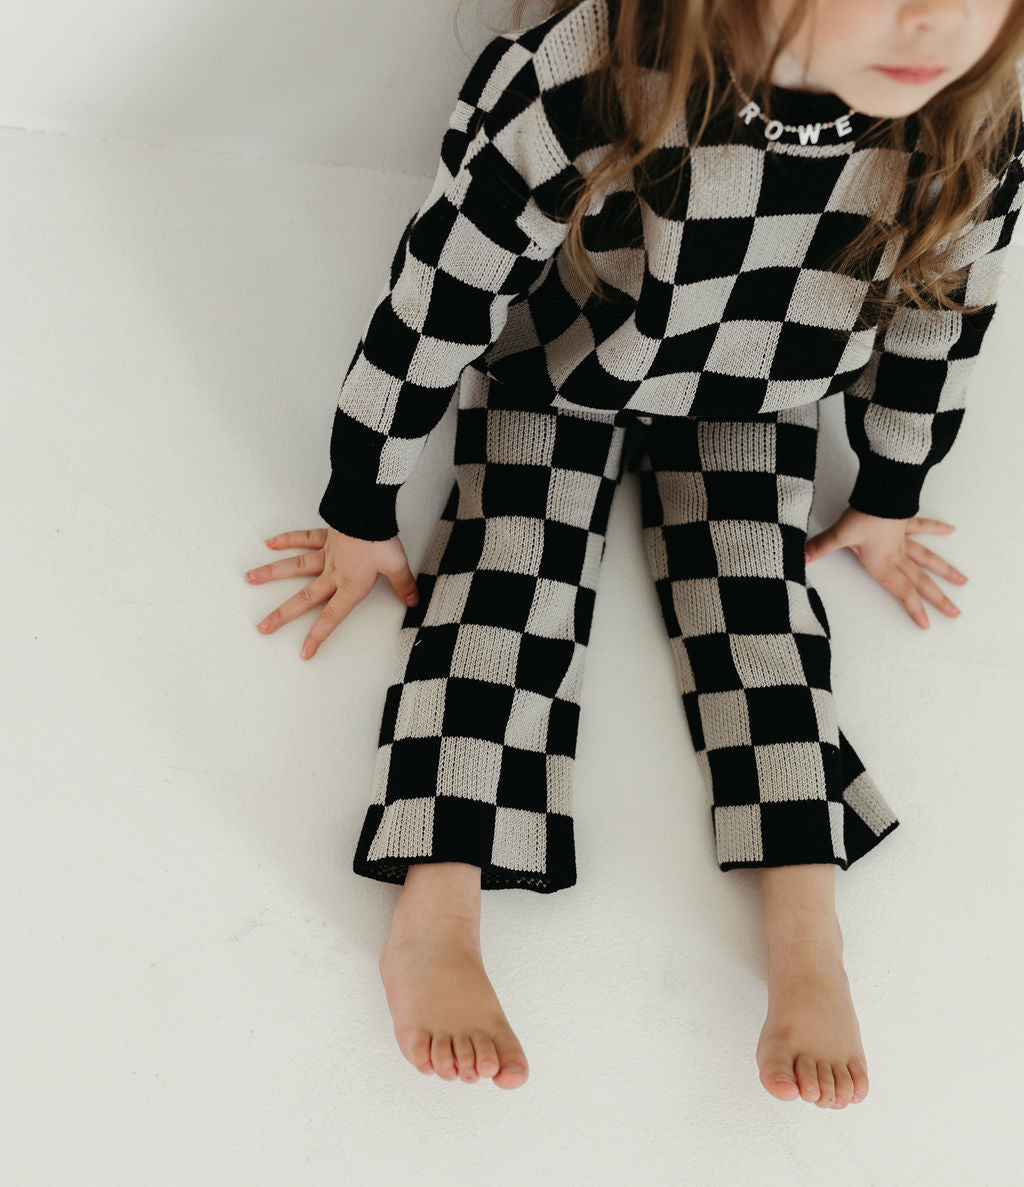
[
  {"xmin": 318, "ymin": 33, "xmax": 584, "ymax": 540},
  {"xmin": 843, "ymin": 142, "xmax": 1024, "ymax": 520}
]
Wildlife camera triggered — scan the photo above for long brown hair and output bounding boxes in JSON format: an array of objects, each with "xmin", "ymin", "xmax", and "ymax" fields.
[{"xmin": 452, "ymin": 0, "xmax": 1024, "ymax": 337}]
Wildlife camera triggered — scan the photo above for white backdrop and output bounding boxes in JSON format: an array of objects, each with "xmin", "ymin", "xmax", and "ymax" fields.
[
  {"xmin": 0, "ymin": 0, "xmax": 541, "ymax": 170},
  {"xmin": 3, "ymin": 4, "xmax": 1024, "ymax": 1186}
]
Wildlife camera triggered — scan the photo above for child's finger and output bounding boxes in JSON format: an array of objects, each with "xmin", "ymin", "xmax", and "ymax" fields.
[
  {"xmin": 908, "ymin": 518, "xmax": 956, "ymax": 535},
  {"xmin": 264, "ymin": 528, "xmax": 327, "ymax": 550},
  {"xmin": 903, "ymin": 538, "xmax": 968, "ymax": 584},
  {"xmin": 900, "ymin": 592, "xmax": 930, "ymax": 629},
  {"xmin": 255, "ymin": 575, "xmax": 335, "ymax": 636},
  {"xmin": 893, "ymin": 557, "xmax": 941, "ymax": 628},
  {"xmin": 246, "ymin": 548, "xmax": 325, "ymax": 585},
  {"xmin": 903, "ymin": 559, "xmax": 961, "ymax": 618},
  {"xmin": 300, "ymin": 593, "xmax": 364, "ymax": 659},
  {"xmin": 878, "ymin": 561, "xmax": 929, "ymax": 629}
]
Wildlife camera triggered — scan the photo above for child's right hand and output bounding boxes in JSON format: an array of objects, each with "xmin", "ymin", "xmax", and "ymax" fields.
[{"xmin": 244, "ymin": 527, "xmax": 420, "ymax": 660}]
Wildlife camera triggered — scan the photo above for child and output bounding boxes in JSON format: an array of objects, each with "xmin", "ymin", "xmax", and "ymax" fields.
[{"xmin": 245, "ymin": 0, "xmax": 1024, "ymax": 1102}]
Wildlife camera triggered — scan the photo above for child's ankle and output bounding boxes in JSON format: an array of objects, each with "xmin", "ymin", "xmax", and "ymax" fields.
[
  {"xmin": 764, "ymin": 905, "xmax": 843, "ymax": 951},
  {"xmin": 393, "ymin": 860, "xmax": 482, "ymax": 923}
]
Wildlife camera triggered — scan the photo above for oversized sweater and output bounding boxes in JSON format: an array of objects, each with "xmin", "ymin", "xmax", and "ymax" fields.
[{"xmin": 319, "ymin": 0, "xmax": 1024, "ymax": 541}]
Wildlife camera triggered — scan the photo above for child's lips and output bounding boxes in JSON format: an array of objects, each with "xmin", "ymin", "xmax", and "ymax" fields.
[{"xmin": 873, "ymin": 65, "xmax": 947, "ymax": 84}]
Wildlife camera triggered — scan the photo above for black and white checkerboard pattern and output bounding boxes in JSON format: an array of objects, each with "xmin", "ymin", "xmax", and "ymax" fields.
[
  {"xmin": 634, "ymin": 403, "xmax": 899, "ymax": 872},
  {"xmin": 351, "ymin": 367, "xmax": 899, "ymax": 892},
  {"xmin": 352, "ymin": 368, "xmax": 623, "ymax": 891},
  {"xmin": 319, "ymin": 11, "xmax": 586, "ymax": 542},
  {"xmin": 320, "ymin": 0, "xmax": 1024, "ymax": 542}
]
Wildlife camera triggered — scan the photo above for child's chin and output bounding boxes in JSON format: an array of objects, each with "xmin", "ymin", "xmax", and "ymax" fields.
[{"xmin": 852, "ymin": 85, "xmax": 945, "ymax": 121}]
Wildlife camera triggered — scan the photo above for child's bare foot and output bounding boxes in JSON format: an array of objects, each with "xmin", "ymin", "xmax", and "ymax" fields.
[
  {"xmin": 756, "ymin": 918, "xmax": 870, "ymax": 1107},
  {"xmin": 379, "ymin": 910, "xmax": 529, "ymax": 1089}
]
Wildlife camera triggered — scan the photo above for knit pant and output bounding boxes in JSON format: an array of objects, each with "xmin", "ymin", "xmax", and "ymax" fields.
[{"xmin": 352, "ymin": 367, "xmax": 900, "ymax": 892}]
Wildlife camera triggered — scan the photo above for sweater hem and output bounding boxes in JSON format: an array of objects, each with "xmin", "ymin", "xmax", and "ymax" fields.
[
  {"xmin": 847, "ymin": 458, "xmax": 929, "ymax": 520},
  {"xmin": 318, "ymin": 477, "xmax": 400, "ymax": 541}
]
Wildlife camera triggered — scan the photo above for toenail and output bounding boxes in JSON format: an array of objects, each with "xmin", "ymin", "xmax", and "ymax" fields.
[{"xmin": 505, "ymin": 1063, "xmax": 524, "ymax": 1073}]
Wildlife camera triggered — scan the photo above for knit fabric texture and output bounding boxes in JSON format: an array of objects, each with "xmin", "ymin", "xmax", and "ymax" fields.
[{"xmin": 319, "ymin": 0, "xmax": 1024, "ymax": 540}]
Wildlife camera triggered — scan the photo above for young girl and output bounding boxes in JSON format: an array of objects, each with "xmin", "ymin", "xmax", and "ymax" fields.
[{"xmin": 244, "ymin": 0, "xmax": 1024, "ymax": 1103}]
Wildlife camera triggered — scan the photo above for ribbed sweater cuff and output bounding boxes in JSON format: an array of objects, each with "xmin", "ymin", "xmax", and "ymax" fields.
[
  {"xmin": 847, "ymin": 455, "xmax": 928, "ymax": 521},
  {"xmin": 318, "ymin": 475, "xmax": 400, "ymax": 541}
]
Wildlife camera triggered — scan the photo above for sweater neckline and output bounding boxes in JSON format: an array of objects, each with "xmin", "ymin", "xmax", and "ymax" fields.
[
  {"xmin": 710, "ymin": 47, "xmax": 887, "ymax": 140},
  {"xmin": 760, "ymin": 81, "xmax": 859, "ymax": 125}
]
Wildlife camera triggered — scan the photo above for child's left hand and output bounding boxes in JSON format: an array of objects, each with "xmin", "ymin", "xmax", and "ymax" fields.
[{"xmin": 804, "ymin": 507, "xmax": 969, "ymax": 630}]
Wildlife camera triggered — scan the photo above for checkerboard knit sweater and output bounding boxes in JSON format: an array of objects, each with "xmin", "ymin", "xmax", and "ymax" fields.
[{"xmin": 318, "ymin": 0, "xmax": 1024, "ymax": 542}]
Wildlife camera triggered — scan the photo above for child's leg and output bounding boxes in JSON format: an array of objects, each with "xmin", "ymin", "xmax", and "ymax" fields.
[
  {"xmin": 633, "ymin": 402, "xmax": 900, "ymax": 871},
  {"xmin": 353, "ymin": 368, "xmax": 629, "ymax": 893}
]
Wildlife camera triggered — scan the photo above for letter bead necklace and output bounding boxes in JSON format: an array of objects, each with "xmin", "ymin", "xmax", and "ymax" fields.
[{"xmin": 724, "ymin": 59, "xmax": 861, "ymax": 144}]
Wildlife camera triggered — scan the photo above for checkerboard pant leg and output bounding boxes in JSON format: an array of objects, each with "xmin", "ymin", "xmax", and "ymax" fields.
[
  {"xmin": 352, "ymin": 374, "xmax": 627, "ymax": 892},
  {"xmin": 635, "ymin": 402, "xmax": 901, "ymax": 871}
]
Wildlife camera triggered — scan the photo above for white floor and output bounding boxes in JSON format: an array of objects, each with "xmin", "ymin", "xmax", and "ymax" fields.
[{"xmin": 4, "ymin": 123, "xmax": 1023, "ymax": 1185}]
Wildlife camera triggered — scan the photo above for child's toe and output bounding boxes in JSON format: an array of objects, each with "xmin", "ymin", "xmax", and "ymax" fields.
[
  {"xmin": 815, "ymin": 1060, "xmax": 836, "ymax": 1107},
  {"xmin": 405, "ymin": 1028, "xmax": 435, "ymax": 1074},
  {"xmin": 491, "ymin": 1033, "xmax": 529, "ymax": 1088},
  {"xmin": 759, "ymin": 1061, "xmax": 800, "ymax": 1099},
  {"xmin": 832, "ymin": 1062, "xmax": 855, "ymax": 1107},
  {"xmin": 470, "ymin": 1031, "xmax": 502, "ymax": 1079},
  {"xmin": 452, "ymin": 1033, "xmax": 478, "ymax": 1081},
  {"xmin": 795, "ymin": 1053, "xmax": 820, "ymax": 1101},
  {"xmin": 430, "ymin": 1033, "xmax": 458, "ymax": 1080},
  {"xmin": 848, "ymin": 1059, "xmax": 870, "ymax": 1102}
]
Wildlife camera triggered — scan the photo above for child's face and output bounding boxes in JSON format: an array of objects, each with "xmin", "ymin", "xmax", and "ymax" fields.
[{"xmin": 763, "ymin": 0, "xmax": 1015, "ymax": 116}]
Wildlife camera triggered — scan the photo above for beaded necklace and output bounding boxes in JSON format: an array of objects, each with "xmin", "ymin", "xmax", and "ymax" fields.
[{"xmin": 723, "ymin": 58, "xmax": 861, "ymax": 144}]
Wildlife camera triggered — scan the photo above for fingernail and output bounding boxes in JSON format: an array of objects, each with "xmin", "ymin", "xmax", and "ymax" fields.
[
  {"xmin": 406, "ymin": 594, "xmax": 418, "ymax": 605},
  {"xmin": 266, "ymin": 536, "xmax": 277, "ymax": 545}
]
